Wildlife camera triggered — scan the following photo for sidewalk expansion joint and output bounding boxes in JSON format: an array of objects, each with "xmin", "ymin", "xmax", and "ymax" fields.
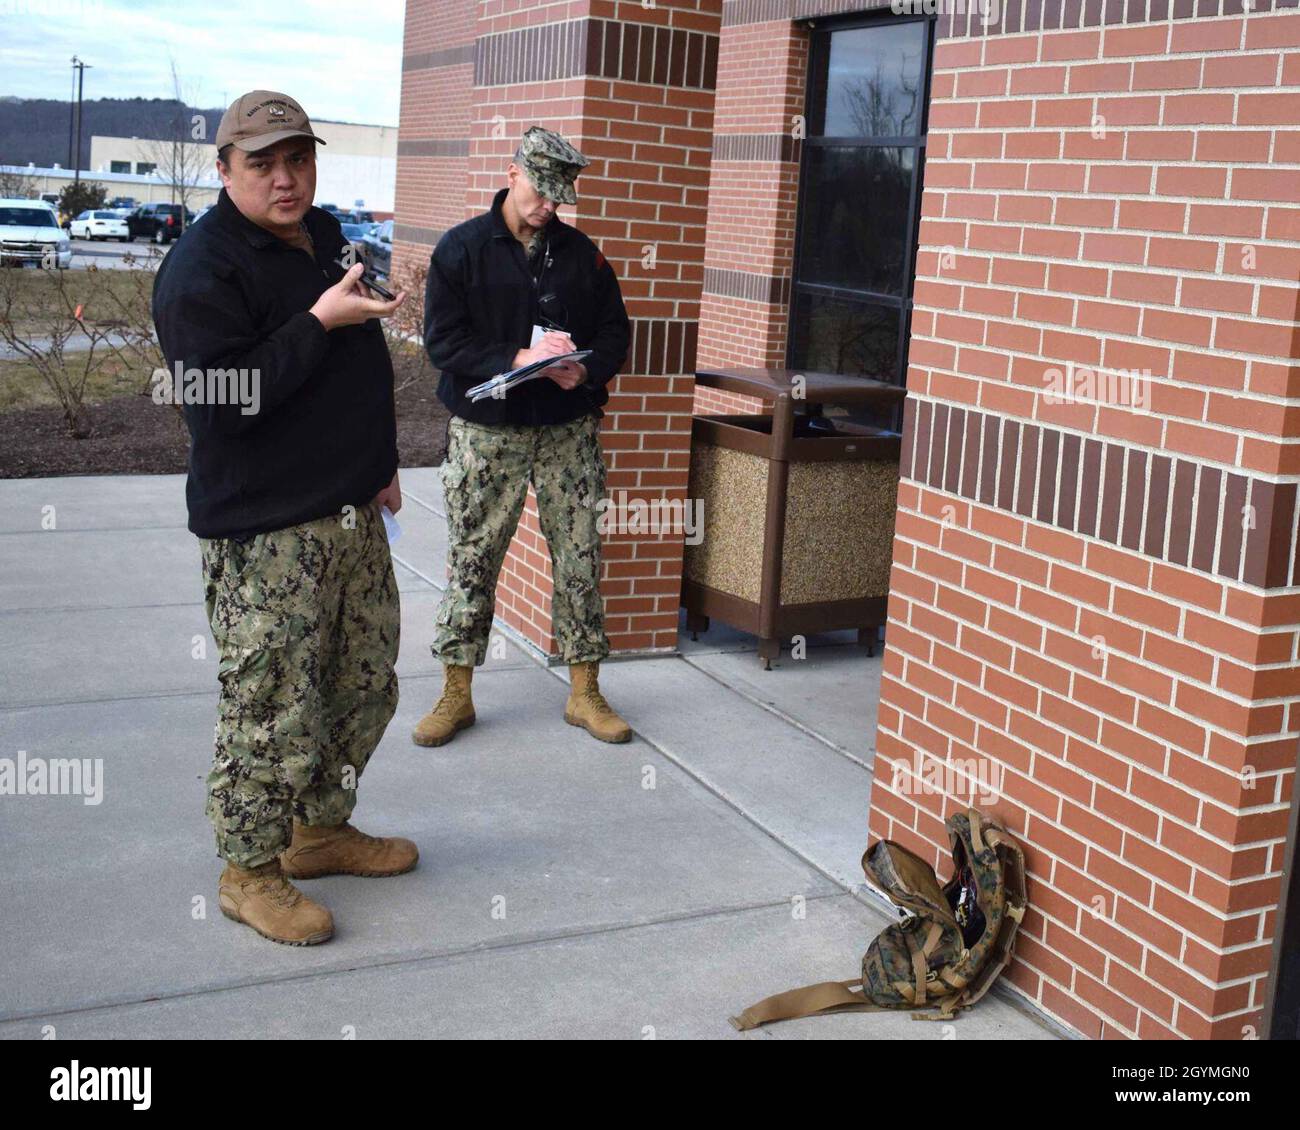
[
  {"xmin": 681, "ymin": 654, "xmax": 876, "ymax": 775},
  {"xmin": 389, "ymin": 552, "xmax": 447, "ymax": 592},
  {"xmin": 0, "ymin": 891, "xmax": 851, "ymax": 1027},
  {"xmin": 399, "ymin": 489, "xmax": 445, "ymax": 520},
  {"xmin": 0, "ymin": 524, "xmax": 188, "ymax": 536},
  {"xmin": 529, "ymin": 654, "xmax": 890, "ymax": 921}
]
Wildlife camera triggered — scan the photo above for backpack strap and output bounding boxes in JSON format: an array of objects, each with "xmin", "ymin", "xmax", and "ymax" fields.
[
  {"xmin": 728, "ymin": 979, "xmax": 889, "ymax": 1031},
  {"xmin": 956, "ymin": 822, "xmax": 1027, "ymax": 1010},
  {"xmin": 911, "ymin": 992, "xmax": 967, "ymax": 1022},
  {"xmin": 914, "ymin": 920, "xmax": 947, "ymax": 1003},
  {"xmin": 982, "ymin": 825, "xmax": 1007, "ymax": 851},
  {"xmin": 731, "ymin": 819, "xmax": 1028, "ymax": 1032}
]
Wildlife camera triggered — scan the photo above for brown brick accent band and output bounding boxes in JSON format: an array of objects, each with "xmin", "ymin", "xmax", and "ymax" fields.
[
  {"xmin": 722, "ymin": 0, "xmax": 792, "ymax": 27},
  {"xmin": 393, "ymin": 223, "xmax": 445, "ymax": 247},
  {"xmin": 475, "ymin": 18, "xmax": 589, "ymax": 85},
  {"xmin": 938, "ymin": 0, "xmax": 1300, "ymax": 38},
  {"xmin": 396, "ymin": 139, "xmax": 471, "ymax": 158},
  {"xmin": 903, "ymin": 397, "xmax": 1300, "ymax": 589},
  {"xmin": 402, "ymin": 44, "xmax": 475, "ymax": 71},
  {"xmin": 628, "ymin": 318, "xmax": 700, "ymax": 375},
  {"xmin": 723, "ymin": 0, "xmax": 893, "ymax": 26},
  {"xmin": 474, "ymin": 17, "xmax": 719, "ymax": 90},
  {"xmin": 702, "ymin": 265, "xmax": 792, "ymax": 305},
  {"xmin": 723, "ymin": 0, "xmax": 1300, "ymax": 32},
  {"xmin": 712, "ymin": 132, "xmax": 801, "ymax": 162}
]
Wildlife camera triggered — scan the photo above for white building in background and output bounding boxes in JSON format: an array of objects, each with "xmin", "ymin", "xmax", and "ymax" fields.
[
  {"xmin": 0, "ymin": 163, "xmax": 223, "ymax": 209},
  {"xmin": 87, "ymin": 119, "xmax": 397, "ymax": 213}
]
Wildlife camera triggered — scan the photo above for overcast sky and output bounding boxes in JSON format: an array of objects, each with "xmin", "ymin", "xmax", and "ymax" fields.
[{"xmin": 1, "ymin": 0, "xmax": 405, "ymax": 126}]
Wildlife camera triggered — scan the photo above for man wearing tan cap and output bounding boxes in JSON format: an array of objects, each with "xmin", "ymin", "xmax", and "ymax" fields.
[
  {"xmin": 414, "ymin": 126, "xmax": 633, "ymax": 748},
  {"xmin": 152, "ymin": 90, "xmax": 417, "ymax": 947}
]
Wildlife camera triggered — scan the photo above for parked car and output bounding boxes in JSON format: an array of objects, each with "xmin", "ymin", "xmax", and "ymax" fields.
[
  {"xmin": 126, "ymin": 202, "xmax": 194, "ymax": 244},
  {"xmin": 0, "ymin": 199, "xmax": 71, "ymax": 268},
  {"xmin": 70, "ymin": 209, "xmax": 130, "ymax": 242},
  {"xmin": 359, "ymin": 219, "xmax": 393, "ymax": 277},
  {"xmin": 36, "ymin": 192, "xmax": 70, "ymax": 227},
  {"xmin": 336, "ymin": 221, "xmax": 369, "ymax": 262},
  {"xmin": 344, "ymin": 209, "xmax": 375, "ymax": 225}
]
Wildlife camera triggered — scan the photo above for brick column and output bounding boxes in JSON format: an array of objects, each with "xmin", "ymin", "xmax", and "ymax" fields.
[
  {"xmin": 393, "ymin": 0, "xmax": 475, "ymax": 279},
  {"xmin": 873, "ymin": 3, "xmax": 1300, "ymax": 1040},
  {"xmin": 693, "ymin": 0, "xmax": 910, "ymax": 414},
  {"xmin": 395, "ymin": 1, "xmax": 723, "ymax": 658},
  {"xmin": 693, "ymin": 5, "xmax": 812, "ymax": 416}
]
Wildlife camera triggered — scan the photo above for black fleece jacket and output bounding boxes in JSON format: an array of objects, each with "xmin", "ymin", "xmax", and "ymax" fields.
[
  {"xmin": 152, "ymin": 189, "xmax": 397, "ymax": 539},
  {"xmin": 424, "ymin": 186, "xmax": 630, "ymax": 426}
]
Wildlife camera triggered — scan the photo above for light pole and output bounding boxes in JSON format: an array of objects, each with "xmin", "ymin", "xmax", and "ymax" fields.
[
  {"xmin": 67, "ymin": 63, "xmax": 76, "ymax": 170},
  {"xmin": 70, "ymin": 56, "xmax": 91, "ymax": 189}
]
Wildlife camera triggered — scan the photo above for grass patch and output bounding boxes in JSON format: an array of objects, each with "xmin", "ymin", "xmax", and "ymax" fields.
[
  {"xmin": 0, "ymin": 354, "xmax": 143, "ymax": 412},
  {"xmin": 1, "ymin": 260, "xmax": 160, "ymax": 338}
]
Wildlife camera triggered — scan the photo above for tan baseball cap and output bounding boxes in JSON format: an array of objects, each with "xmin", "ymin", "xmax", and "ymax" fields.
[{"xmin": 214, "ymin": 90, "xmax": 327, "ymax": 153}]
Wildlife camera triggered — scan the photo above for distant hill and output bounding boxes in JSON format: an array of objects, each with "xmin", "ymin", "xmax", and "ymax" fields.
[{"xmin": 0, "ymin": 97, "xmax": 226, "ymax": 169}]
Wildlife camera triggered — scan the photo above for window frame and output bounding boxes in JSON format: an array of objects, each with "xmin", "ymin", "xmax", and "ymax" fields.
[{"xmin": 787, "ymin": 10, "xmax": 937, "ymax": 430}]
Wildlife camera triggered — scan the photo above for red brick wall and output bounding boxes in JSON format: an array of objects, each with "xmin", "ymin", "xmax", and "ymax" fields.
[
  {"xmin": 394, "ymin": 0, "xmax": 476, "ymax": 254},
  {"xmin": 694, "ymin": 385, "xmax": 766, "ymax": 415},
  {"xmin": 399, "ymin": 0, "xmax": 1300, "ymax": 1038},
  {"xmin": 872, "ymin": 6, "xmax": 1300, "ymax": 1039},
  {"xmin": 692, "ymin": 15, "xmax": 807, "ymax": 415},
  {"xmin": 396, "ymin": 2, "xmax": 722, "ymax": 657},
  {"xmin": 702, "ymin": 0, "xmax": 1300, "ymax": 1040}
]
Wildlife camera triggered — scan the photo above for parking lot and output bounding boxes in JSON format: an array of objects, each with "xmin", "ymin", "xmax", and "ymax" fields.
[{"xmin": 66, "ymin": 236, "xmax": 167, "ymax": 270}]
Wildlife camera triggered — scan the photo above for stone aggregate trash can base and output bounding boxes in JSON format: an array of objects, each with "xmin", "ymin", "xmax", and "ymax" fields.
[{"xmin": 682, "ymin": 368, "xmax": 908, "ymax": 669}]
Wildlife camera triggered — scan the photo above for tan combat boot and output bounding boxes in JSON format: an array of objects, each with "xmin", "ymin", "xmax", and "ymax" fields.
[
  {"xmin": 411, "ymin": 663, "xmax": 475, "ymax": 747},
  {"xmin": 218, "ymin": 859, "xmax": 334, "ymax": 946},
  {"xmin": 280, "ymin": 819, "xmax": 419, "ymax": 879},
  {"xmin": 564, "ymin": 661, "xmax": 632, "ymax": 743}
]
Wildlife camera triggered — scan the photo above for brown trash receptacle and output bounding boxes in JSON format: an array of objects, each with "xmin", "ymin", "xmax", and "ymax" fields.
[{"xmin": 683, "ymin": 368, "xmax": 906, "ymax": 669}]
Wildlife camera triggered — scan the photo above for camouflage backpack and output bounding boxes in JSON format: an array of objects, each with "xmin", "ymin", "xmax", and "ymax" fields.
[{"xmin": 730, "ymin": 809, "xmax": 1026, "ymax": 1029}]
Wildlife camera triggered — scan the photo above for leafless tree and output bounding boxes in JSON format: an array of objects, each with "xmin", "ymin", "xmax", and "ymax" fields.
[
  {"xmin": 0, "ymin": 262, "xmax": 123, "ymax": 437},
  {"xmin": 94, "ymin": 247, "xmax": 168, "ymax": 394},
  {"xmin": 139, "ymin": 60, "xmax": 213, "ymax": 228},
  {"xmin": 381, "ymin": 260, "xmax": 432, "ymax": 393},
  {"xmin": 0, "ymin": 167, "xmax": 39, "ymax": 199},
  {"xmin": 842, "ymin": 51, "xmax": 923, "ymax": 138}
]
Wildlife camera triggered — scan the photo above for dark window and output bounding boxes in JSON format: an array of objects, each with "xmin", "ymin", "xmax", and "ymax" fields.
[
  {"xmin": 788, "ymin": 12, "xmax": 934, "ymax": 434},
  {"xmin": 110, "ymin": 161, "xmax": 131, "ymax": 174},
  {"xmin": 135, "ymin": 162, "xmax": 156, "ymax": 175}
]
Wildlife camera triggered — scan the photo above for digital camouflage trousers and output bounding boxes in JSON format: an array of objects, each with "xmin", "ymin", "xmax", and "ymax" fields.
[
  {"xmin": 433, "ymin": 413, "xmax": 609, "ymax": 667},
  {"xmin": 199, "ymin": 500, "xmax": 400, "ymax": 868}
]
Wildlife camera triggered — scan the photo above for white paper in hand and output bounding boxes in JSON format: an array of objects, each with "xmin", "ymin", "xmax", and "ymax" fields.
[
  {"xmin": 465, "ymin": 348, "xmax": 593, "ymax": 402},
  {"xmin": 381, "ymin": 505, "xmax": 402, "ymax": 543}
]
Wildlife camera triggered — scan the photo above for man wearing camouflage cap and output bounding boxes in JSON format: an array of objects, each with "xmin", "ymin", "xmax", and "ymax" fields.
[{"xmin": 415, "ymin": 126, "xmax": 632, "ymax": 747}]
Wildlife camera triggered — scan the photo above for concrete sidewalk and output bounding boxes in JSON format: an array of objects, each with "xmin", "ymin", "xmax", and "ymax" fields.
[{"xmin": 0, "ymin": 471, "xmax": 1060, "ymax": 1040}]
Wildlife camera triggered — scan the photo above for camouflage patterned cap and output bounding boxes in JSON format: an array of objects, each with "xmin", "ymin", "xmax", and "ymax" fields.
[{"xmin": 515, "ymin": 126, "xmax": 589, "ymax": 205}]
